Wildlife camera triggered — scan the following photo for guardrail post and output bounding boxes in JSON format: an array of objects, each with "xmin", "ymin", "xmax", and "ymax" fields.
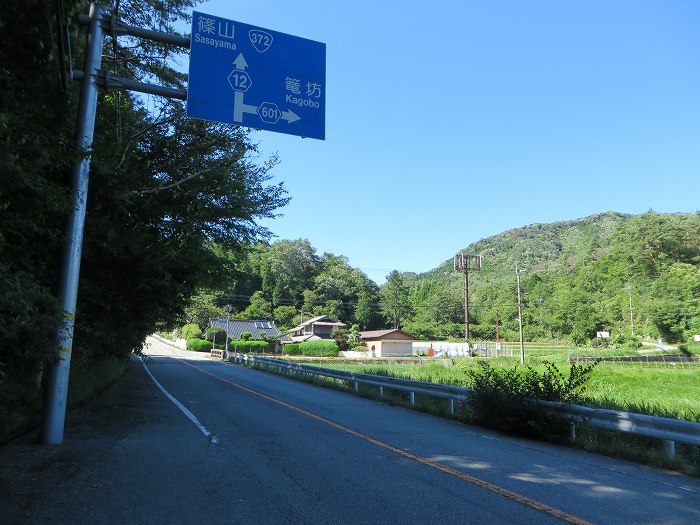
[
  {"xmin": 410, "ymin": 391, "xmax": 415, "ymax": 405},
  {"xmin": 354, "ymin": 381, "xmax": 359, "ymax": 392},
  {"xmin": 379, "ymin": 386, "xmax": 384, "ymax": 397},
  {"xmin": 449, "ymin": 399, "xmax": 454, "ymax": 415},
  {"xmin": 664, "ymin": 439, "xmax": 676, "ymax": 459}
]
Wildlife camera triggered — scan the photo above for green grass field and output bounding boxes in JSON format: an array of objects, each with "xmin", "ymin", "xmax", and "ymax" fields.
[{"xmin": 299, "ymin": 342, "xmax": 700, "ymax": 422}]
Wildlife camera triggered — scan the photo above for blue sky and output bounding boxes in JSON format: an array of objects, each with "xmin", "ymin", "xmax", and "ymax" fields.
[{"xmin": 191, "ymin": 0, "xmax": 700, "ymax": 284}]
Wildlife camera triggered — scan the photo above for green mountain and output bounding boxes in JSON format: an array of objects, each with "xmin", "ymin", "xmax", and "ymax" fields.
[{"xmin": 403, "ymin": 211, "xmax": 700, "ymax": 344}]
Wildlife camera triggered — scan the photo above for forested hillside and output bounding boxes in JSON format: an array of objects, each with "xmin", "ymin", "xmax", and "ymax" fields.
[
  {"xmin": 183, "ymin": 211, "xmax": 699, "ymax": 350},
  {"xmin": 403, "ymin": 211, "xmax": 700, "ymax": 344}
]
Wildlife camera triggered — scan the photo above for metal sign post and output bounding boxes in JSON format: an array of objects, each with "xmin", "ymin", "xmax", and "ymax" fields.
[
  {"xmin": 40, "ymin": 3, "xmax": 106, "ymax": 444},
  {"xmin": 41, "ymin": 3, "xmax": 325, "ymax": 444}
]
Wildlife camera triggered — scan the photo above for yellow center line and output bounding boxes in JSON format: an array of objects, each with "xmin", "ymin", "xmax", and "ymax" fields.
[{"xmin": 180, "ymin": 358, "xmax": 594, "ymax": 525}]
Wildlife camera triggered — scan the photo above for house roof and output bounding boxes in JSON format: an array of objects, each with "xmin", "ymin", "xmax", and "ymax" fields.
[
  {"xmin": 289, "ymin": 314, "xmax": 345, "ymax": 333},
  {"xmin": 360, "ymin": 329, "xmax": 414, "ymax": 341},
  {"xmin": 287, "ymin": 334, "xmax": 323, "ymax": 343},
  {"xmin": 209, "ymin": 317, "xmax": 281, "ymax": 339}
]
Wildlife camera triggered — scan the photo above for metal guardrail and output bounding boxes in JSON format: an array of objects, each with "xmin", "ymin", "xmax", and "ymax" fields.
[{"xmin": 228, "ymin": 353, "xmax": 700, "ymax": 457}]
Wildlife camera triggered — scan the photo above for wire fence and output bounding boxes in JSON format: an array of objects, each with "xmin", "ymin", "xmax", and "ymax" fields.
[{"xmin": 567, "ymin": 351, "xmax": 700, "ymax": 369}]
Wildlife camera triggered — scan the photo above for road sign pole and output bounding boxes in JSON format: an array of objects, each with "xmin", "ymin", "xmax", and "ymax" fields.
[{"xmin": 40, "ymin": 3, "xmax": 106, "ymax": 445}]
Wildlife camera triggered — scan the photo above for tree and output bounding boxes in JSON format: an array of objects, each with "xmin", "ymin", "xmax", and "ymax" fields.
[
  {"xmin": 242, "ymin": 291, "xmax": 273, "ymax": 320},
  {"xmin": 184, "ymin": 289, "xmax": 224, "ymax": 329},
  {"xmin": 354, "ymin": 292, "xmax": 379, "ymax": 330},
  {"xmin": 380, "ymin": 271, "xmax": 413, "ymax": 329},
  {"xmin": 0, "ymin": 0, "xmax": 290, "ymax": 439},
  {"xmin": 649, "ymin": 263, "xmax": 700, "ymax": 342},
  {"xmin": 312, "ymin": 260, "xmax": 379, "ymax": 325},
  {"xmin": 274, "ymin": 305, "xmax": 298, "ymax": 329},
  {"xmin": 260, "ymin": 239, "xmax": 319, "ymax": 305},
  {"xmin": 332, "ymin": 329, "xmax": 350, "ymax": 352}
]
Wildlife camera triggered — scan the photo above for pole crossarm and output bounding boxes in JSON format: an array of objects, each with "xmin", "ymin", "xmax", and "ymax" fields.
[
  {"xmin": 78, "ymin": 12, "xmax": 191, "ymax": 48},
  {"xmin": 72, "ymin": 69, "xmax": 188, "ymax": 100}
]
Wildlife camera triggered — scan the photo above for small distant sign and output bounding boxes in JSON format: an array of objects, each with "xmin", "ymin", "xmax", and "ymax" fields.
[
  {"xmin": 596, "ymin": 331, "xmax": 610, "ymax": 339},
  {"xmin": 187, "ymin": 11, "xmax": 326, "ymax": 140}
]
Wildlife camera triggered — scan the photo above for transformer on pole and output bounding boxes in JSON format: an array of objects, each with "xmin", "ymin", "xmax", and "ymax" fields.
[{"xmin": 454, "ymin": 253, "xmax": 481, "ymax": 339}]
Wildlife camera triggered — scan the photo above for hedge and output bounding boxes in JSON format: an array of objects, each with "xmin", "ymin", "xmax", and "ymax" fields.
[
  {"xmin": 299, "ymin": 340, "xmax": 338, "ymax": 357},
  {"xmin": 205, "ymin": 326, "xmax": 227, "ymax": 344},
  {"xmin": 187, "ymin": 338, "xmax": 213, "ymax": 352},
  {"xmin": 229, "ymin": 340, "xmax": 270, "ymax": 354},
  {"xmin": 283, "ymin": 343, "xmax": 301, "ymax": 355}
]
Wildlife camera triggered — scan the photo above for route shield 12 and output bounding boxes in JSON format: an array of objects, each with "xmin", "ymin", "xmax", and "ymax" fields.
[{"xmin": 187, "ymin": 12, "xmax": 326, "ymax": 140}]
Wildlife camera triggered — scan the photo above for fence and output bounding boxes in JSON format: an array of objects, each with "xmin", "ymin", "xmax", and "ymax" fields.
[
  {"xmin": 568, "ymin": 352, "xmax": 700, "ymax": 369},
  {"xmin": 225, "ymin": 353, "xmax": 700, "ymax": 459},
  {"xmin": 471, "ymin": 341, "xmax": 515, "ymax": 358}
]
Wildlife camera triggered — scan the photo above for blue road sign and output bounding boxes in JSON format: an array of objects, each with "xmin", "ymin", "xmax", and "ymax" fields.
[{"xmin": 187, "ymin": 12, "xmax": 326, "ymax": 140}]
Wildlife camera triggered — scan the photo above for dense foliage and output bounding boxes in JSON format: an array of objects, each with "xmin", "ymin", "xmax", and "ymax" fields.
[
  {"xmin": 198, "ymin": 212, "xmax": 699, "ymax": 348},
  {"xmin": 298, "ymin": 340, "xmax": 339, "ymax": 357},
  {"xmin": 187, "ymin": 338, "xmax": 213, "ymax": 352},
  {"xmin": 467, "ymin": 360, "xmax": 598, "ymax": 441},
  {"xmin": 403, "ymin": 212, "xmax": 700, "ymax": 344},
  {"xmin": 1, "ymin": 0, "xmax": 288, "ymax": 439},
  {"xmin": 228, "ymin": 340, "xmax": 270, "ymax": 353},
  {"xmin": 189, "ymin": 240, "xmax": 383, "ymax": 332}
]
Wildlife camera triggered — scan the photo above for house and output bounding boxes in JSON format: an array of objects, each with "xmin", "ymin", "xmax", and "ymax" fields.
[
  {"xmin": 287, "ymin": 315, "xmax": 346, "ymax": 343},
  {"xmin": 360, "ymin": 329, "xmax": 414, "ymax": 357},
  {"xmin": 209, "ymin": 317, "xmax": 281, "ymax": 343}
]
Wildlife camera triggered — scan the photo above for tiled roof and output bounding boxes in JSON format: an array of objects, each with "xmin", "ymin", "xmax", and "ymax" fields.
[
  {"xmin": 209, "ymin": 317, "xmax": 281, "ymax": 339},
  {"xmin": 289, "ymin": 314, "xmax": 345, "ymax": 332},
  {"xmin": 360, "ymin": 329, "xmax": 414, "ymax": 341}
]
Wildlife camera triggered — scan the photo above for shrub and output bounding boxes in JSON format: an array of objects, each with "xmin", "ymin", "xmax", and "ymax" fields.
[
  {"xmin": 204, "ymin": 326, "xmax": 227, "ymax": 344},
  {"xmin": 621, "ymin": 337, "xmax": 642, "ymax": 351},
  {"xmin": 229, "ymin": 340, "xmax": 270, "ymax": 353},
  {"xmin": 182, "ymin": 323, "xmax": 203, "ymax": 340},
  {"xmin": 284, "ymin": 343, "xmax": 301, "ymax": 355},
  {"xmin": 590, "ymin": 337, "xmax": 608, "ymax": 348},
  {"xmin": 240, "ymin": 331, "xmax": 252, "ymax": 341},
  {"xmin": 332, "ymin": 329, "xmax": 350, "ymax": 351},
  {"xmin": 187, "ymin": 338, "xmax": 213, "ymax": 352},
  {"xmin": 467, "ymin": 360, "xmax": 597, "ymax": 442},
  {"xmin": 299, "ymin": 340, "xmax": 338, "ymax": 357},
  {"xmin": 569, "ymin": 329, "xmax": 587, "ymax": 347}
]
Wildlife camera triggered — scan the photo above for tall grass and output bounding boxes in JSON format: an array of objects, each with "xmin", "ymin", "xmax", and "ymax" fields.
[{"xmin": 314, "ymin": 358, "xmax": 700, "ymax": 422}]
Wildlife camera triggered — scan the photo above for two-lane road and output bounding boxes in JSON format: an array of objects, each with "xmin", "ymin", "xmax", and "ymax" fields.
[{"xmin": 4, "ymin": 337, "xmax": 699, "ymax": 524}]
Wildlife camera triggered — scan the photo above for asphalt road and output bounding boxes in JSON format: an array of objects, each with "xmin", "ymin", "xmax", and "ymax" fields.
[{"xmin": 2, "ymin": 337, "xmax": 699, "ymax": 524}]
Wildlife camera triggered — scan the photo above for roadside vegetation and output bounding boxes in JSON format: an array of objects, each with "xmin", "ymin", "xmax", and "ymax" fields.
[{"xmin": 240, "ymin": 354, "xmax": 699, "ymax": 475}]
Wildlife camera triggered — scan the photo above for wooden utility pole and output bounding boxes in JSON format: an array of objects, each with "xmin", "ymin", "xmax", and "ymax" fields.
[
  {"xmin": 516, "ymin": 264, "xmax": 525, "ymax": 365},
  {"xmin": 454, "ymin": 253, "xmax": 481, "ymax": 339}
]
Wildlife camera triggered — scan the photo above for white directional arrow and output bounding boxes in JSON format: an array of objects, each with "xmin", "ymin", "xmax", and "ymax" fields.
[
  {"xmin": 281, "ymin": 109, "xmax": 301, "ymax": 123},
  {"xmin": 231, "ymin": 53, "xmax": 257, "ymax": 123},
  {"xmin": 234, "ymin": 91, "xmax": 257, "ymax": 123},
  {"xmin": 233, "ymin": 53, "xmax": 248, "ymax": 71}
]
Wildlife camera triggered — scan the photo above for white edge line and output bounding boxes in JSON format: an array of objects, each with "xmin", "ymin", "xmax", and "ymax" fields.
[{"xmin": 141, "ymin": 360, "xmax": 220, "ymax": 445}]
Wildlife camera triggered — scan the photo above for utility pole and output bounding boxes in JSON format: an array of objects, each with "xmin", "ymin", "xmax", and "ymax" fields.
[
  {"xmin": 224, "ymin": 304, "xmax": 233, "ymax": 356},
  {"xmin": 40, "ymin": 3, "xmax": 106, "ymax": 445},
  {"xmin": 454, "ymin": 253, "xmax": 481, "ymax": 339},
  {"xmin": 516, "ymin": 264, "xmax": 525, "ymax": 366},
  {"xmin": 495, "ymin": 311, "xmax": 500, "ymax": 346},
  {"xmin": 40, "ymin": 3, "xmax": 190, "ymax": 445},
  {"xmin": 625, "ymin": 283, "xmax": 635, "ymax": 337}
]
